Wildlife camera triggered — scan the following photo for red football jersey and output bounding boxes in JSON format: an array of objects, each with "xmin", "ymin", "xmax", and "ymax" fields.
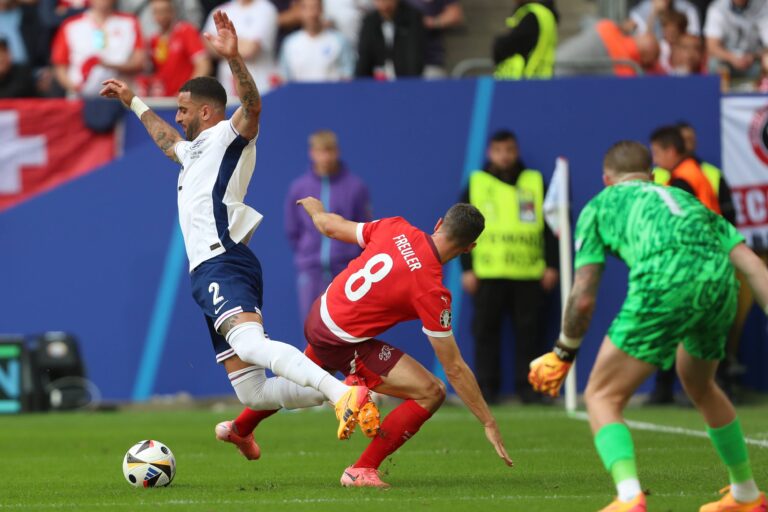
[
  {"xmin": 150, "ymin": 22, "xmax": 206, "ymax": 96},
  {"xmin": 320, "ymin": 217, "xmax": 453, "ymax": 342}
]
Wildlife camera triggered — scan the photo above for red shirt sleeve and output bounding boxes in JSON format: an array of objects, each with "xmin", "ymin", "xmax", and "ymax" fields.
[
  {"xmin": 415, "ymin": 287, "xmax": 453, "ymax": 338},
  {"xmin": 181, "ymin": 23, "xmax": 206, "ymax": 58},
  {"xmin": 51, "ymin": 24, "xmax": 70, "ymax": 65},
  {"xmin": 358, "ymin": 219, "xmax": 382, "ymax": 248}
]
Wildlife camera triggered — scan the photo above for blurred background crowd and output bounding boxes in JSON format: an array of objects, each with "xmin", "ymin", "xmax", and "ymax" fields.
[{"xmin": 2, "ymin": 0, "xmax": 767, "ymax": 99}]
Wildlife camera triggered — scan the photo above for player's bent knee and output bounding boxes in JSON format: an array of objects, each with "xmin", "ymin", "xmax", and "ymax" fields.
[
  {"xmin": 584, "ymin": 382, "xmax": 620, "ymax": 409},
  {"xmin": 679, "ymin": 378, "xmax": 714, "ymax": 405},
  {"xmin": 422, "ymin": 377, "xmax": 446, "ymax": 408},
  {"xmin": 226, "ymin": 322, "xmax": 268, "ymax": 360}
]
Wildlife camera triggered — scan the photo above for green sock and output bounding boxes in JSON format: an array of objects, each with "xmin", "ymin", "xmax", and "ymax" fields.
[
  {"xmin": 595, "ymin": 423, "xmax": 638, "ymax": 485},
  {"xmin": 707, "ymin": 418, "xmax": 753, "ymax": 484}
]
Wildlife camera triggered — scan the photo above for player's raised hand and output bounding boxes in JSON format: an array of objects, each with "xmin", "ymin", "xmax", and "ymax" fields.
[
  {"xmin": 296, "ymin": 196, "xmax": 326, "ymax": 216},
  {"xmin": 484, "ymin": 422, "xmax": 514, "ymax": 467},
  {"xmin": 204, "ymin": 10, "xmax": 238, "ymax": 59},
  {"xmin": 99, "ymin": 78, "xmax": 135, "ymax": 108},
  {"xmin": 528, "ymin": 351, "xmax": 572, "ymax": 397}
]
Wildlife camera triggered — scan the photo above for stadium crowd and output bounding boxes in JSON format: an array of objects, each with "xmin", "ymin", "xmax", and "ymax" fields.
[{"xmin": 2, "ymin": 0, "xmax": 768, "ymax": 98}]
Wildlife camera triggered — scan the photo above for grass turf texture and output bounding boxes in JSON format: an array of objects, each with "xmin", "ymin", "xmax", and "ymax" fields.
[{"xmin": 0, "ymin": 404, "xmax": 766, "ymax": 511}]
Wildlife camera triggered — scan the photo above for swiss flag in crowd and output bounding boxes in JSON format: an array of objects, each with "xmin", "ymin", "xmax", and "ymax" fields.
[{"xmin": 0, "ymin": 99, "xmax": 115, "ymax": 212}]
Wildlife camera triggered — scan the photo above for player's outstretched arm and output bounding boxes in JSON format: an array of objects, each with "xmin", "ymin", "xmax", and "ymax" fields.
[
  {"xmin": 204, "ymin": 10, "xmax": 261, "ymax": 140},
  {"xmin": 529, "ymin": 263, "xmax": 603, "ymax": 397},
  {"xmin": 427, "ymin": 334, "xmax": 514, "ymax": 467},
  {"xmin": 99, "ymin": 79, "xmax": 182, "ymax": 163},
  {"xmin": 296, "ymin": 197, "xmax": 359, "ymax": 244},
  {"xmin": 730, "ymin": 243, "xmax": 768, "ymax": 312}
]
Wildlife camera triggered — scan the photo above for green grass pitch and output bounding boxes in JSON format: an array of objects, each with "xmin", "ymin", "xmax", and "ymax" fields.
[{"xmin": 1, "ymin": 403, "xmax": 766, "ymax": 511}]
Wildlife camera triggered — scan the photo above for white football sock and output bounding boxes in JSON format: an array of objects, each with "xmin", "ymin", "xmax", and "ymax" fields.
[
  {"xmin": 616, "ymin": 478, "xmax": 642, "ymax": 502},
  {"xmin": 731, "ymin": 480, "xmax": 760, "ymax": 503},
  {"xmin": 226, "ymin": 322, "xmax": 348, "ymax": 403},
  {"xmin": 229, "ymin": 367, "xmax": 326, "ymax": 410}
]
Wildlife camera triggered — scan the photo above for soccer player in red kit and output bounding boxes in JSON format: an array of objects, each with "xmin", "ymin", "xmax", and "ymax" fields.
[{"xmin": 216, "ymin": 197, "xmax": 513, "ymax": 487}]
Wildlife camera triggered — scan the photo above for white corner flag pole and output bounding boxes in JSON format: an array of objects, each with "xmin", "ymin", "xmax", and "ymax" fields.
[{"xmin": 557, "ymin": 159, "xmax": 577, "ymax": 413}]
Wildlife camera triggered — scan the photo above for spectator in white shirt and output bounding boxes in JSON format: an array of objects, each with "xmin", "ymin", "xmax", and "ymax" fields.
[
  {"xmin": 279, "ymin": 0, "xmax": 354, "ymax": 81},
  {"xmin": 705, "ymin": 0, "xmax": 768, "ymax": 80},
  {"xmin": 625, "ymin": 0, "xmax": 701, "ymax": 38},
  {"xmin": 203, "ymin": 0, "xmax": 278, "ymax": 95}
]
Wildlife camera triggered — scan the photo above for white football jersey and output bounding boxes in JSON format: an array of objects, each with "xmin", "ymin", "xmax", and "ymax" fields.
[{"xmin": 174, "ymin": 120, "xmax": 263, "ymax": 271}]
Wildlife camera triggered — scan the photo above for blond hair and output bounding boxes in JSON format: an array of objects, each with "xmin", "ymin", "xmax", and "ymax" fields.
[{"xmin": 308, "ymin": 130, "xmax": 338, "ymax": 149}]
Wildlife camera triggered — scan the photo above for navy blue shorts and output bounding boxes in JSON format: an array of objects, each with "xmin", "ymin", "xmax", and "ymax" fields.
[{"xmin": 190, "ymin": 243, "xmax": 263, "ymax": 363}]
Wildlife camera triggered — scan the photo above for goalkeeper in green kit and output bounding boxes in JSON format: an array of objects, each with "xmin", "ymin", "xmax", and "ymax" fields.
[{"xmin": 528, "ymin": 141, "xmax": 768, "ymax": 512}]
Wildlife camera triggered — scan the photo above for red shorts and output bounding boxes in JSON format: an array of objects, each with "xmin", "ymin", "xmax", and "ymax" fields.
[{"xmin": 303, "ymin": 297, "xmax": 405, "ymax": 389}]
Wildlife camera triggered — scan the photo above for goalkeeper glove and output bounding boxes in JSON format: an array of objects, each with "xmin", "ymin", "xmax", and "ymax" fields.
[{"xmin": 528, "ymin": 340, "xmax": 578, "ymax": 397}]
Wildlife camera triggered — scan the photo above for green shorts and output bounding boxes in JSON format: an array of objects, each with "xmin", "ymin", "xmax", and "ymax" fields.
[{"xmin": 607, "ymin": 274, "xmax": 738, "ymax": 370}]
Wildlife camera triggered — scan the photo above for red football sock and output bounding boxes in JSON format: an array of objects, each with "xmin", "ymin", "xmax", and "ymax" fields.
[
  {"xmin": 233, "ymin": 407, "xmax": 279, "ymax": 435},
  {"xmin": 353, "ymin": 399, "xmax": 432, "ymax": 469}
]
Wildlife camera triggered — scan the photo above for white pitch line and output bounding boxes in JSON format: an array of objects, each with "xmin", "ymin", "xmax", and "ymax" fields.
[{"xmin": 569, "ymin": 411, "xmax": 768, "ymax": 448}]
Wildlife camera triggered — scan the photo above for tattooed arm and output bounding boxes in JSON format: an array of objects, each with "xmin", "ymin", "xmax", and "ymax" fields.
[
  {"xmin": 204, "ymin": 10, "xmax": 261, "ymax": 140},
  {"xmin": 99, "ymin": 78, "xmax": 182, "ymax": 163},
  {"xmin": 562, "ymin": 263, "xmax": 603, "ymax": 342}
]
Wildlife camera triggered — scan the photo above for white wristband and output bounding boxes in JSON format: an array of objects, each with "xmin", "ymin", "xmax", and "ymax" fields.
[
  {"xmin": 558, "ymin": 332, "xmax": 583, "ymax": 349},
  {"xmin": 130, "ymin": 96, "xmax": 149, "ymax": 118}
]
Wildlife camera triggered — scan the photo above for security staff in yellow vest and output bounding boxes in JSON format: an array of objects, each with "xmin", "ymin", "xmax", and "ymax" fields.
[
  {"xmin": 460, "ymin": 129, "xmax": 559, "ymax": 404},
  {"xmin": 652, "ymin": 122, "xmax": 736, "ymax": 224},
  {"xmin": 493, "ymin": 0, "xmax": 558, "ymax": 80}
]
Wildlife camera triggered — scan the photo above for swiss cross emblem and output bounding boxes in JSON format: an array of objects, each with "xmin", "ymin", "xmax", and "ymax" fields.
[{"xmin": 0, "ymin": 111, "xmax": 47, "ymax": 194}]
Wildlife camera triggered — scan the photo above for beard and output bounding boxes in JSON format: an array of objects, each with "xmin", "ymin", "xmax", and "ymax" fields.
[{"xmin": 185, "ymin": 117, "xmax": 201, "ymax": 141}]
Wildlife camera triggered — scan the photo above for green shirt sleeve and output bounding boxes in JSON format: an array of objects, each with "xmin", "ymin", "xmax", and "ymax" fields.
[
  {"xmin": 714, "ymin": 213, "xmax": 745, "ymax": 253},
  {"xmin": 574, "ymin": 199, "xmax": 606, "ymax": 269}
]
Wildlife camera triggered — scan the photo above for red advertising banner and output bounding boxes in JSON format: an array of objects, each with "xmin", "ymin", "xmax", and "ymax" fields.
[{"xmin": 0, "ymin": 99, "xmax": 116, "ymax": 212}]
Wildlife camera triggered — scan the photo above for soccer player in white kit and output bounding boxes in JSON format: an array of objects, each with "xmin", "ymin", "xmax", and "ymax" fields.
[{"xmin": 99, "ymin": 10, "xmax": 379, "ymax": 454}]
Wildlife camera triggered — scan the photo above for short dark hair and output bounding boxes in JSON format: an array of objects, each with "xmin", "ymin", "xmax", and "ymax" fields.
[
  {"xmin": 604, "ymin": 141, "xmax": 652, "ymax": 175},
  {"xmin": 179, "ymin": 76, "xmax": 227, "ymax": 110},
  {"xmin": 675, "ymin": 120, "xmax": 693, "ymax": 131},
  {"xmin": 0, "ymin": 39, "xmax": 7, "ymax": 52},
  {"xmin": 650, "ymin": 125, "xmax": 686, "ymax": 155},
  {"xmin": 442, "ymin": 203, "xmax": 485, "ymax": 247},
  {"xmin": 489, "ymin": 129, "xmax": 516, "ymax": 145}
]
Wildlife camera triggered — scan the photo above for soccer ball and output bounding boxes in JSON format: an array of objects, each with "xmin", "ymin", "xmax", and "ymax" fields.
[{"xmin": 122, "ymin": 440, "xmax": 176, "ymax": 488}]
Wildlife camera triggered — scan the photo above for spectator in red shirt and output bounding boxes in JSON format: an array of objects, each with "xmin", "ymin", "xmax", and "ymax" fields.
[{"xmin": 143, "ymin": 0, "xmax": 210, "ymax": 96}]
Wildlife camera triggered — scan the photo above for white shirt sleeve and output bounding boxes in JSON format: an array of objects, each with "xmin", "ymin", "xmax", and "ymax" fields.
[
  {"xmin": 202, "ymin": 9, "xmax": 216, "ymax": 37},
  {"xmin": 174, "ymin": 141, "xmax": 192, "ymax": 165},
  {"xmin": 629, "ymin": 9, "xmax": 647, "ymax": 34},
  {"xmin": 356, "ymin": 222, "xmax": 366, "ymax": 248},
  {"xmin": 703, "ymin": 5, "xmax": 725, "ymax": 40},
  {"xmin": 684, "ymin": 4, "xmax": 701, "ymax": 35},
  {"xmin": 240, "ymin": 2, "xmax": 278, "ymax": 57}
]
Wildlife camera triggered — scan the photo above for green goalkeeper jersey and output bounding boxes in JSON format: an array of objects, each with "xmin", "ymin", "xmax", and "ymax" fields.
[{"xmin": 574, "ymin": 180, "xmax": 744, "ymax": 283}]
